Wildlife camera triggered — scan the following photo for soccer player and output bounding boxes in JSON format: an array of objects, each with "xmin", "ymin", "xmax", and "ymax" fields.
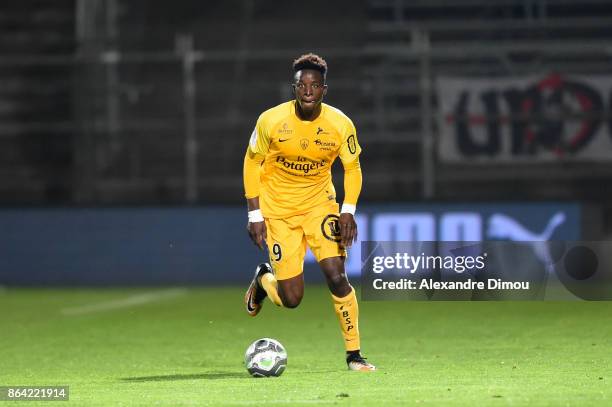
[{"xmin": 243, "ymin": 53, "xmax": 375, "ymax": 371}]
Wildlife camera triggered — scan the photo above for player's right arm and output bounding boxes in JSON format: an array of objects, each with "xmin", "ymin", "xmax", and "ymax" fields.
[
  {"xmin": 244, "ymin": 149, "xmax": 266, "ymax": 249},
  {"xmin": 243, "ymin": 117, "xmax": 271, "ymax": 250}
]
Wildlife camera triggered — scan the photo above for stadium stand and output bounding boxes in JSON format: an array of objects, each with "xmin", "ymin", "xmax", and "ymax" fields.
[
  {"xmin": 0, "ymin": 0, "xmax": 611, "ymax": 236},
  {"xmin": 0, "ymin": 0, "xmax": 75, "ymax": 202}
]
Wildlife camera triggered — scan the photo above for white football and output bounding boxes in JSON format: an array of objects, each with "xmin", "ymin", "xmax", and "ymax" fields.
[{"xmin": 244, "ymin": 338, "xmax": 287, "ymax": 377}]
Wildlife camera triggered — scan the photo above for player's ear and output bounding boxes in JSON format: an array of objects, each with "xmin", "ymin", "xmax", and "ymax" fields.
[{"xmin": 323, "ymin": 84, "xmax": 328, "ymax": 97}]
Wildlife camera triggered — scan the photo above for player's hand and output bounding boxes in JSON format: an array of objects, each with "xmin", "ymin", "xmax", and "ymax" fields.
[
  {"xmin": 339, "ymin": 213, "xmax": 358, "ymax": 249},
  {"xmin": 247, "ymin": 221, "xmax": 267, "ymax": 250}
]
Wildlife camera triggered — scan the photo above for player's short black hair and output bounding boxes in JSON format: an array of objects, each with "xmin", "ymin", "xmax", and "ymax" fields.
[{"xmin": 293, "ymin": 53, "xmax": 327, "ymax": 80}]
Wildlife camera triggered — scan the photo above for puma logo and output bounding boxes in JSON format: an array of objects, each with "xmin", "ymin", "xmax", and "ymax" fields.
[{"xmin": 487, "ymin": 211, "xmax": 566, "ymax": 265}]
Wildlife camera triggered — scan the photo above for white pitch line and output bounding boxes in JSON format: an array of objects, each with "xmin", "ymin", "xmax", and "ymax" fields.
[
  {"xmin": 165, "ymin": 401, "xmax": 332, "ymax": 407},
  {"xmin": 203, "ymin": 401, "xmax": 331, "ymax": 406},
  {"xmin": 61, "ymin": 288, "xmax": 187, "ymax": 316}
]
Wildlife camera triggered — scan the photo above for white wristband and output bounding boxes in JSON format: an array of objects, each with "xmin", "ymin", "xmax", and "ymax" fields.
[
  {"xmin": 248, "ymin": 209, "xmax": 264, "ymax": 223},
  {"xmin": 340, "ymin": 203, "xmax": 356, "ymax": 215}
]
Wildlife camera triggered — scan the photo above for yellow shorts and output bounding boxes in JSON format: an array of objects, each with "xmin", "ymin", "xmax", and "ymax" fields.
[{"xmin": 265, "ymin": 202, "xmax": 347, "ymax": 280}]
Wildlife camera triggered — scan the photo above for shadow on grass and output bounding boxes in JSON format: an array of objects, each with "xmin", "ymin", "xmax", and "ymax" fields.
[{"xmin": 121, "ymin": 372, "xmax": 246, "ymax": 382}]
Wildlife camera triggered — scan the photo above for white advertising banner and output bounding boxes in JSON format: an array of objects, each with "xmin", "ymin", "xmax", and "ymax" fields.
[{"xmin": 438, "ymin": 73, "xmax": 612, "ymax": 162}]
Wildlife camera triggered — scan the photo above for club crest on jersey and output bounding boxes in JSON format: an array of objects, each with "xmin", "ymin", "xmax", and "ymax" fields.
[{"xmin": 300, "ymin": 138, "xmax": 309, "ymax": 150}]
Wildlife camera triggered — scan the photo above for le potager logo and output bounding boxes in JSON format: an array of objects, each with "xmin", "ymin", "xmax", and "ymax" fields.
[{"xmin": 275, "ymin": 156, "xmax": 327, "ymax": 175}]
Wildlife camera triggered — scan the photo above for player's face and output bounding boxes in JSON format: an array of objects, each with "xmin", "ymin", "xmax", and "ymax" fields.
[{"xmin": 293, "ymin": 69, "xmax": 327, "ymax": 117}]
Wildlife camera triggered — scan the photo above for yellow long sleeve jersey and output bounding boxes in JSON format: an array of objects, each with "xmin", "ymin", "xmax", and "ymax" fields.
[{"xmin": 243, "ymin": 100, "xmax": 362, "ymax": 219}]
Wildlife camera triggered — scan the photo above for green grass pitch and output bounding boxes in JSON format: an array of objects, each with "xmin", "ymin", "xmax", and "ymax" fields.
[{"xmin": 1, "ymin": 286, "xmax": 611, "ymax": 406}]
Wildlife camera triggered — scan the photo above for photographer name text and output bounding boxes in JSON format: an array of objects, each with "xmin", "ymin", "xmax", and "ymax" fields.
[{"xmin": 372, "ymin": 278, "xmax": 530, "ymax": 290}]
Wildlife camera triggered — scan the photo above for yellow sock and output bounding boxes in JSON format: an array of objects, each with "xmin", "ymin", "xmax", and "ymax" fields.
[
  {"xmin": 331, "ymin": 286, "xmax": 360, "ymax": 352},
  {"xmin": 260, "ymin": 273, "xmax": 283, "ymax": 306}
]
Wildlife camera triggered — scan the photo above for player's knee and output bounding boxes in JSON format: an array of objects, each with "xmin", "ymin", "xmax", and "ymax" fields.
[
  {"xmin": 278, "ymin": 285, "xmax": 303, "ymax": 308},
  {"xmin": 281, "ymin": 294, "xmax": 302, "ymax": 308},
  {"xmin": 326, "ymin": 272, "xmax": 350, "ymax": 297}
]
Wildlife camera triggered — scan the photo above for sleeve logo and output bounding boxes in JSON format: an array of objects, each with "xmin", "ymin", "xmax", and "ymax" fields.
[{"xmin": 347, "ymin": 134, "xmax": 356, "ymax": 154}]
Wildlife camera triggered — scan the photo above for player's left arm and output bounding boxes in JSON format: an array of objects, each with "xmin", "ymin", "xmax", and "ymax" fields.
[{"xmin": 338, "ymin": 120, "xmax": 363, "ymax": 249}]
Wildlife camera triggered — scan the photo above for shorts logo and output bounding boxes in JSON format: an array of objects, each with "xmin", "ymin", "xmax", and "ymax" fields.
[
  {"xmin": 347, "ymin": 135, "xmax": 357, "ymax": 154},
  {"xmin": 321, "ymin": 214, "xmax": 341, "ymax": 242},
  {"xmin": 300, "ymin": 139, "xmax": 309, "ymax": 150}
]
